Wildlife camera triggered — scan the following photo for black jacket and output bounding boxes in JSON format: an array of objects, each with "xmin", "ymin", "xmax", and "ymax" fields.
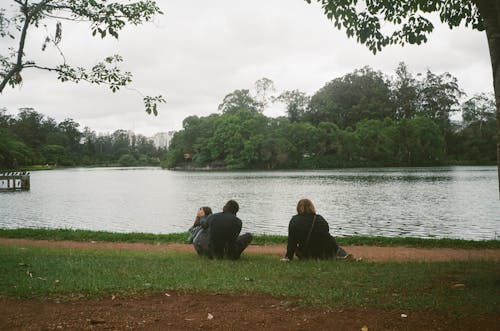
[
  {"xmin": 285, "ymin": 213, "xmax": 338, "ymax": 260},
  {"xmin": 204, "ymin": 211, "xmax": 242, "ymax": 259}
]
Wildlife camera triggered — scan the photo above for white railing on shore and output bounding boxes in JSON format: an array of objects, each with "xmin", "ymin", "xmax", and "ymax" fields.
[{"xmin": 0, "ymin": 172, "xmax": 30, "ymax": 191}]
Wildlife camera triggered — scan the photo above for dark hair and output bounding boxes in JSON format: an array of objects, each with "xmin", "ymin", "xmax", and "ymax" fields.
[
  {"xmin": 201, "ymin": 206, "xmax": 212, "ymax": 216},
  {"xmin": 296, "ymin": 199, "xmax": 316, "ymax": 215},
  {"xmin": 194, "ymin": 206, "xmax": 213, "ymax": 226},
  {"xmin": 223, "ymin": 199, "xmax": 239, "ymax": 214}
]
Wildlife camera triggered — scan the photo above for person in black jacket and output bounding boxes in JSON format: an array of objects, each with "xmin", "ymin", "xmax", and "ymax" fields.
[
  {"xmin": 203, "ymin": 199, "xmax": 253, "ymax": 259},
  {"xmin": 283, "ymin": 198, "xmax": 351, "ymax": 261}
]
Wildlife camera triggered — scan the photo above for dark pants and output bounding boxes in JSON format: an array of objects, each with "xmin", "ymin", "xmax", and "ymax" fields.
[
  {"xmin": 296, "ymin": 235, "xmax": 346, "ymax": 259},
  {"xmin": 209, "ymin": 232, "xmax": 253, "ymax": 260},
  {"xmin": 229, "ymin": 233, "xmax": 253, "ymax": 260}
]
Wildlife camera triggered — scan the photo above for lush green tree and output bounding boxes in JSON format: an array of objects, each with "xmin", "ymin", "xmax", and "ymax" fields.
[
  {"xmin": 304, "ymin": 0, "xmax": 500, "ymax": 193},
  {"xmin": 111, "ymin": 129, "xmax": 131, "ymax": 160},
  {"xmin": 118, "ymin": 154, "xmax": 137, "ymax": 167},
  {"xmin": 207, "ymin": 110, "xmax": 259, "ymax": 167},
  {"xmin": 308, "ymin": 66, "xmax": 394, "ymax": 128},
  {"xmin": 391, "ymin": 62, "xmax": 420, "ymax": 120},
  {"xmin": 0, "ymin": 108, "xmax": 12, "ymax": 127},
  {"xmin": 316, "ymin": 122, "xmax": 341, "ymax": 156},
  {"xmin": 94, "ymin": 135, "xmax": 113, "ymax": 164},
  {"xmin": 0, "ymin": 127, "xmax": 32, "ymax": 168},
  {"xmin": 41, "ymin": 144, "xmax": 66, "ymax": 165},
  {"xmin": 306, "ymin": 64, "xmax": 462, "ymax": 131},
  {"xmin": 391, "ymin": 62, "xmax": 463, "ymax": 126},
  {"xmin": 418, "ymin": 70, "xmax": 464, "ymax": 125},
  {"xmin": 254, "ymin": 77, "xmax": 276, "ymax": 111},
  {"xmin": 354, "ymin": 119, "xmax": 397, "ymax": 164},
  {"xmin": 462, "ymin": 93, "xmax": 496, "ymax": 130},
  {"xmin": 80, "ymin": 127, "xmax": 97, "ymax": 164},
  {"xmin": 283, "ymin": 121, "xmax": 320, "ymax": 158},
  {"xmin": 261, "ymin": 135, "xmax": 295, "ymax": 169},
  {"xmin": 0, "ymin": 0, "xmax": 165, "ymax": 114},
  {"xmin": 218, "ymin": 89, "xmax": 262, "ymax": 114},
  {"xmin": 162, "ymin": 68, "xmax": 495, "ymax": 170},
  {"xmin": 133, "ymin": 135, "xmax": 157, "ymax": 160},
  {"xmin": 1, "ymin": 107, "xmax": 162, "ymax": 168},
  {"xmin": 58, "ymin": 118, "xmax": 82, "ymax": 163},
  {"xmin": 275, "ymin": 90, "xmax": 310, "ymax": 122},
  {"xmin": 10, "ymin": 108, "xmax": 46, "ymax": 148},
  {"xmin": 396, "ymin": 117, "xmax": 445, "ymax": 165},
  {"xmin": 459, "ymin": 93, "xmax": 497, "ymax": 162},
  {"xmin": 160, "ymin": 130, "xmax": 187, "ymax": 169}
]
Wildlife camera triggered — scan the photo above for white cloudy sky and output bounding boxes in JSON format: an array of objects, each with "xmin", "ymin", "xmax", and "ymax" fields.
[{"xmin": 1, "ymin": 0, "xmax": 493, "ymax": 136}]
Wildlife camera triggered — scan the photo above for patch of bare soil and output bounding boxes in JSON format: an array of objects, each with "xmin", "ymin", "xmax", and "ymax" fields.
[
  {"xmin": 1, "ymin": 292, "xmax": 499, "ymax": 331},
  {"xmin": 0, "ymin": 239, "xmax": 499, "ymax": 330}
]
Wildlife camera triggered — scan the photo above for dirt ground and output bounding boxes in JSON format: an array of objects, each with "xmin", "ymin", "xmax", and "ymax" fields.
[
  {"xmin": 1, "ymin": 238, "xmax": 499, "ymax": 262},
  {"xmin": 1, "ymin": 238, "xmax": 499, "ymax": 330}
]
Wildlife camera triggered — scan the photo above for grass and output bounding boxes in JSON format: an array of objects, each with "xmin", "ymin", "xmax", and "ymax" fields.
[
  {"xmin": 0, "ymin": 228, "xmax": 188, "ymax": 244},
  {"xmin": 1, "ymin": 228, "xmax": 499, "ymax": 249},
  {"xmin": 0, "ymin": 243, "xmax": 498, "ymax": 315}
]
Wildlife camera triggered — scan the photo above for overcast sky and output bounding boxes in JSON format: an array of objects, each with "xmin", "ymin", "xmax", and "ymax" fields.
[{"xmin": 1, "ymin": 0, "xmax": 493, "ymax": 137}]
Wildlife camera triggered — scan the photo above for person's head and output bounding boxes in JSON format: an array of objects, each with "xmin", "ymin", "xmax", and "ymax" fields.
[
  {"xmin": 199, "ymin": 206, "xmax": 212, "ymax": 217},
  {"xmin": 223, "ymin": 199, "xmax": 239, "ymax": 214},
  {"xmin": 296, "ymin": 199, "xmax": 316, "ymax": 215}
]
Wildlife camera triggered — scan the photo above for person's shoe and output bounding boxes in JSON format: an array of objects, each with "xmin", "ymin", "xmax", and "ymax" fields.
[{"xmin": 342, "ymin": 254, "xmax": 355, "ymax": 261}]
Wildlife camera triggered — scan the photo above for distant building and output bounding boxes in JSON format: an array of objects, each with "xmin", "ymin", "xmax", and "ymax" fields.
[{"xmin": 151, "ymin": 131, "xmax": 176, "ymax": 149}]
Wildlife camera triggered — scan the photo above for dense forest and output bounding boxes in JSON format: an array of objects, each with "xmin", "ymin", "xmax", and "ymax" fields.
[
  {"xmin": 0, "ymin": 63, "xmax": 496, "ymax": 171},
  {"xmin": 163, "ymin": 64, "xmax": 497, "ymax": 169},
  {"xmin": 0, "ymin": 108, "xmax": 162, "ymax": 169}
]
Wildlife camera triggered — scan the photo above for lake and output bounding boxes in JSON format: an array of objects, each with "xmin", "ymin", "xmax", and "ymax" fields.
[{"xmin": 0, "ymin": 166, "xmax": 499, "ymax": 240}]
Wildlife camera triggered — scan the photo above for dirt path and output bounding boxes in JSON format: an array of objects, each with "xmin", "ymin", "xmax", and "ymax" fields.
[
  {"xmin": 1, "ymin": 238, "xmax": 499, "ymax": 262},
  {"xmin": 1, "ymin": 238, "xmax": 499, "ymax": 330},
  {"xmin": 1, "ymin": 291, "xmax": 499, "ymax": 331}
]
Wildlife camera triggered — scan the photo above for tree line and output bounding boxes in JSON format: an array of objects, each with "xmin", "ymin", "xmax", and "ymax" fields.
[
  {"xmin": 0, "ymin": 108, "xmax": 162, "ymax": 169},
  {"xmin": 163, "ymin": 64, "xmax": 496, "ymax": 170}
]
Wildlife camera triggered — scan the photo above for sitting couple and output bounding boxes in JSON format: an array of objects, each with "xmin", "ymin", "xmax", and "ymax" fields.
[
  {"xmin": 188, "ymin": 199, "xmax": 253, "ymax": 260},
  {"xmin": 189, "ymin": 198, "xmax": 352, "ymax": 261}
]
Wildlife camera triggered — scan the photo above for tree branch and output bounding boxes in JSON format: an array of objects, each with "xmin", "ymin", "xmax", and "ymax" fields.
[{"xmin": 0, "ymin": 0, "xmax": 52, "ymax": 92}]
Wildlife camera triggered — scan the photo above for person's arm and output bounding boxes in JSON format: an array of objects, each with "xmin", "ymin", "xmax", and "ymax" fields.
[
  {"xmin": 236, "ymin": 216, "xmax": 242, "ymax": 233},
  {"xmin": 202, "ymin": 214, "xmax": 212, "ymax": 229},
  {"xmin": 316, "ymin": 215, "xmax": 329, "ymax": 232},
  {"xmin": 284, "ymin": 218, "xmax": 297, "ymax": 260}
]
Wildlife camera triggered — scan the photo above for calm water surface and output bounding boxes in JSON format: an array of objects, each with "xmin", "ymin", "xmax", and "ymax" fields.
[{"xmin": 0, "ymin": 166, "xmax": 499, "ymax": 240}]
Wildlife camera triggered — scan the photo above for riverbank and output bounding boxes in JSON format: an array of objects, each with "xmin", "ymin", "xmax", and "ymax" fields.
[
  {"xmin": 1, "ymin": 238, "xmax": 500, "ymax": 262},
  {"xmin": 1, "ymin": 228, "xmax": 499, "ymax": 248}
]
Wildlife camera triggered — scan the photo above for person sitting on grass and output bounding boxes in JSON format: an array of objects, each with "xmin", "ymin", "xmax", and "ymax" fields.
[
  {"xmin": 282, "ymin": 198, "xmax": 352, "ymax": 261},
  {"xmin": 202, "ymin": 199, "xmax": 253, "ymax": 260},
  {"xmin": 188, "ymin": 206, "xmax": 212, "ymax": 256}
]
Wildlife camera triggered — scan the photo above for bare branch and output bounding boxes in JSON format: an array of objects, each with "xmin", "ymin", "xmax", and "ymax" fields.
[
  {"xmin": 0, "ymin": 0, "xmax": 52, "ymax": 92},
  {"xmin": 1, "ymin": 0, "xmax": 165, "ymax": 115}
]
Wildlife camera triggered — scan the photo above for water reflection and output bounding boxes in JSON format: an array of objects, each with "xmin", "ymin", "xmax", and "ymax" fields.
[{"xmin": 0, "ymin": 166, "xmax": 499, "ymax": 240}]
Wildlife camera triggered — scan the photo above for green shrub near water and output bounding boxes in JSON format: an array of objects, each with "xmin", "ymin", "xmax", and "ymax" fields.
[
  {"xmin": 0, "ymin": 244, "xmax": 498, "ymax": 315},
  {"xmin": 1, "ymin": 228, "xmax": 499, "ymax": 249}
]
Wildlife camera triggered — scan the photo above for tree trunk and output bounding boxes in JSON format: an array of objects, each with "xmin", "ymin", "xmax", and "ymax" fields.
[{"xmin": 475, "ymin": 0, "xmax": 500, "ymax": 197}]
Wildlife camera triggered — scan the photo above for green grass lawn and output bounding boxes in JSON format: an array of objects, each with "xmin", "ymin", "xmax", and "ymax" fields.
[
  {"xmin": 1, "ymin": 243, "xmax": 498, "ymax": 315},
  {"xmin": 1, "ymin": 228, "xmax": 499, "ymax": 248}
]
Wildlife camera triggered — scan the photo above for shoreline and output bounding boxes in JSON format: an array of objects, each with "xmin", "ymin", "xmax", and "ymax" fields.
[
  {"xmin": 1, "ymin": 238, "xmax": 499, "ymax": 262},
  {"xmin": 1, "ymin": 227, "xmax": 499, "ymax": 248},
  {"xmin": 1, "ymin": 228, "xmax": 499, "ymax": 249}
]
